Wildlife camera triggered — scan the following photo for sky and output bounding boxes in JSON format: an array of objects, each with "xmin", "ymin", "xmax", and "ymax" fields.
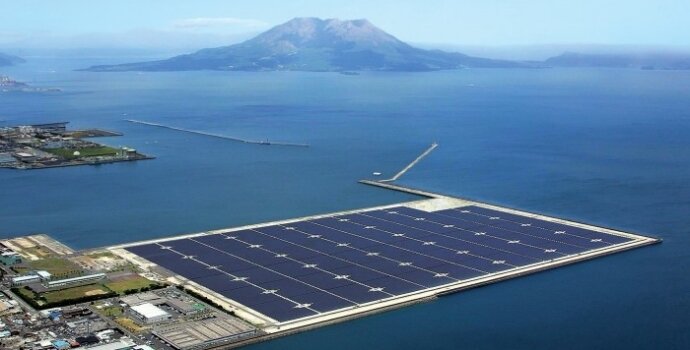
[{"xmin": 1, "ymin": 0, "xmax": 690, "ymax": 53}]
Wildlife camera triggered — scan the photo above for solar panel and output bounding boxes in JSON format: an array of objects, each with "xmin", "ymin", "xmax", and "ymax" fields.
[
  {"xmin": 436, "ymin": 206, "xmax": 632, "ymax": 245},
  {"xmin": 125, "ymin": 204, "xmax": 635, "ymax": 323}
]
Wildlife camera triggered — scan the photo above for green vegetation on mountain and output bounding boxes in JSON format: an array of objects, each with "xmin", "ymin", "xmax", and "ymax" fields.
[{"xmin": 84, "ymin": 17, "xmax": 527, "ymax": 72}]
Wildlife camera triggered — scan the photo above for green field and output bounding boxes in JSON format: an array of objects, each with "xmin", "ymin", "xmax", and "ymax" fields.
[
  {"xmin": 13, "ymin": 283, "xmax": 115, "ymax": 308},
  {"xmin": 101, "ymin": 305, "xmax": 124, "ymax": 317},
  {"xmin": 14, "ymin": 286, "xmax": 37, "ymax": 301},
  {"xmin": 46, "ymin": 146, "xmax": 119, "ymax": 160},
  {"xmin": 104, "ymin": 275, "xmax": 161, "ymax": 294},
  {"xmin": 43, "ymin": 284, "xmax": 111, "ymax": 303},
  {"xmin": 14, "ymin": 257, "xmax": 82, "ymax": 278}
]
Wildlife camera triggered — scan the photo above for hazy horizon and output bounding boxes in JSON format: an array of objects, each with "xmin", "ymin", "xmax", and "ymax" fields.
[
  {"xmin": 8, "ymin": 44, "xmax": 690, "ymax": 63},
  {"xmin": 3, "ymin": 0, "xmax": 690, "ymax": 60}
]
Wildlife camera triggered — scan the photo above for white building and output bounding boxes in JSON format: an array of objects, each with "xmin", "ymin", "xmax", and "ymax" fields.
[
  {"xmin": 45, "ymin": 272, "xmax": 105, "ymax": 289},
  {"xmin": 129, "ymin": 303, "xmax": 170, "ymax": 325},
  {"xmin": 11, "ymin": 274, "xmax": 40, "ymax": 286},
  {"xmin": 36, "ymin": 270, "xmax": 52, "ymax": 281},
  {"xmin": 82, "ymin": 338, "xmax": 136, "ymax": 350}
]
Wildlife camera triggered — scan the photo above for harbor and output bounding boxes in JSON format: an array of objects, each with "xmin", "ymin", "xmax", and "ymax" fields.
[
  {"xmin": 105, "ymin": 180, "xmax": 659, "ymax": 348},
  {"xmin": 126, "ymin": 119, "xmax": 310, "ymax": 148},
  {"xmin": 100, "ymin": 143, "xmax": 660, "ymax": 347},
  {"xmin": 0, "ymin": 141, "xmax": 663, "ymax": 349},
  {"xmin": 0, "ymin": 168, "xmax": 662, "ymax": 350},
  {"xmin": 0, "ymin": 122, "xmax": 153, "ymax": 170},
  {"xmin": 0, "ymin": 178, "xmax": 660, "ymax": 349},
  {"xmin": 379, "ymin": 142, "xmax": 438, "ymax": 182}
]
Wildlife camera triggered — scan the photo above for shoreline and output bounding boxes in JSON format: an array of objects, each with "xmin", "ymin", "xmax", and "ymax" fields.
[{"xmin": 100, "ymin": 181, "xmax": 659, "ymax": 348}]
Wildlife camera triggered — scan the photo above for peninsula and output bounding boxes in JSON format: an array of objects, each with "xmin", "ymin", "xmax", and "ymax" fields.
[
  {"xmin": 0, "ymin": 52, "xmax": 24, "ymax": 67},
  {"xmin": 1, "ymin": 75, "xmax": 61, "ymax": 93},
  {"xmin": 0, "ymin": 122, "xmax": 153, "ymax": 169}
]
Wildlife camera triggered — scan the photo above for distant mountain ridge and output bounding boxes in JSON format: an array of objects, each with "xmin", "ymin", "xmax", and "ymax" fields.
[
  {"xmin": 0, "ymin": 52, "xmax": 25, "ymax": 67},
  {"xmin": 84, "ymin": 17, "xmax": 527, "ymax": 72},
  {"xmin": 545, "ymin": 51, "xmax": 690, "ymax": 70}
]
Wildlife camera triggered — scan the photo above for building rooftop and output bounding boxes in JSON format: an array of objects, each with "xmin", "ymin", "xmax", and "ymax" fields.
[
  {"xmin": 36, "ymin": 270, "xmax": 52, "ymax": 279},
  {"xmin": 164, "ymin": 298, "xmax": 198, "ymax": 314},
  {"xmin": 83, "ymin": 338, "xmax": 136, "ymax": 350},
  {"xmin": 120, "ymin": 292, "xmax": 163, "ymax": 306},
  {"xmin": 130, "ymin": 303, "xmax": 169, "ymax": 319},
  {"xmin": 153, "ymin": 317, "xmax": 256, "ymax": 350},
  {"xmin": 11, "ymin": 274, "xmax": 39, "ymax": 282},
  {"xmin": 133, "ymin": 346, "xmax": 155, "ymax": 350},
  {"xmin": 46, "ymin": 272, "xmax": 105, "ymax": 287}
]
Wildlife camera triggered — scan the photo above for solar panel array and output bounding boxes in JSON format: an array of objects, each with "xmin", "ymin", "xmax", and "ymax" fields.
[{"xmin": 126, "ymin": 205, "xmax": 632, "ymax": 323}]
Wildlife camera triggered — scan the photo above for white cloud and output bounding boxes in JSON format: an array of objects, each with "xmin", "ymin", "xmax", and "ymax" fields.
[
  {"xmin": 173, "ymin": 17, "xmax": 269, "ymax": 30},
  {"xmin": 1, "ymin": 29, "xmax": 257, "ymax": 52},
  {"xmin": 0, "ymin": 18, "xmax": 269, "ymax": 51}
]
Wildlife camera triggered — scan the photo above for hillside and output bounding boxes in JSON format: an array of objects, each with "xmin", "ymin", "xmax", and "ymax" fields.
[
  {"xmin": 0, "ymin": 52, "xmax": 25, "ymax": 66},
  {"xmin": 545, "ymin": 51, "xmax": 690, "ymax": 70},
  {"xmin": 84, "ymin": 18, "xmax": 525, "ymax": 72}
]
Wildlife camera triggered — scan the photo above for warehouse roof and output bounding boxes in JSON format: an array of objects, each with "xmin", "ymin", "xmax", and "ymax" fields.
[{"xmin": 130, "ymin": 303, "xmax": 169, "ymax": 319}]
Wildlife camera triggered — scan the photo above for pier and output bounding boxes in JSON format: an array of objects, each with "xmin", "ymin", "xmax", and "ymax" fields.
[
  {"xmin": 126, "ymin": 119, "xmax": 310, "ymax": 148},
  {"xmin": 0, "ymin": 122, "xmax": 152, "ymax": 170},
  {"xmin": 111, "ymin": 181, "xmax": 659, "ymax": 343},
  {"xmin": 380, "ymin": 142, "xmax": 437, "ymax": 182}
]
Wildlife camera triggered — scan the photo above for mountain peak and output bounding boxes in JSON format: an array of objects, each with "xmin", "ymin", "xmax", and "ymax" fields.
[
  {"xmin": 83, "ymin": 18, "xmax": 523, "ymax": 72},
  {"xmin": 281, "ymin": 17, "xmax": 373, "ymax": 28},
  {"xmin": 249, "ymin": 17, "xmax": 403, "ymax": 53}
]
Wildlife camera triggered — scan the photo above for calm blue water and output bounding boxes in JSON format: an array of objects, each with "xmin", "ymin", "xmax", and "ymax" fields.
[{"xmin": 1, "ymin": 59, "xmax": 689, "ymax": 349}]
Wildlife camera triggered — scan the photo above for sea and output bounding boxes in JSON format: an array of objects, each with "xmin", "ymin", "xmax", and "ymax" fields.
[{"xmin": 1, "ymin": 57, "xmax": 689, "ymax": 349}]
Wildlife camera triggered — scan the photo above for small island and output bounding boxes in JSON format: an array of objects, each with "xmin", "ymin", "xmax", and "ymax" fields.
[
  {"xmin": 1, "ymin": 75, "xmax": 61, "ymax": 93},
  {"xmin": 0, "ymin": 122, "xmax": 153, "ymax": 169}
]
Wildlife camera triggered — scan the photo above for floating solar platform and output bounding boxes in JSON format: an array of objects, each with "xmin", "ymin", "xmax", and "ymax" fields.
[{"xmin": 120, "ymin": 187, "xmax": 658, "ymax": 329}]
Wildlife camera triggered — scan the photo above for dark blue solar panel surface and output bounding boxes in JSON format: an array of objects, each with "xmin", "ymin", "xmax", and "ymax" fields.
[{"xmin": 125, "ymin": 205, "xmax": 632, "ymax": 323}]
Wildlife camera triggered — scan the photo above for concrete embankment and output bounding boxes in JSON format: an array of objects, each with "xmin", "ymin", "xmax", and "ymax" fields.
[{"xmin": 126, "ymin": 119, "xmax": 309, "ymax": 148}]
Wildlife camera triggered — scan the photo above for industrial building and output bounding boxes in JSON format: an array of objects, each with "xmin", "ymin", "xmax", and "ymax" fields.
[
  {"xmin": 0, "ymin": 244, "xmax": 22, "ymax": 266},
  {"xmin": 35, "ymin": 270, "xmax": 52, "ymax": 281},
  {"xmin": 119, "ymin": 292, "xmax": 163, "ymax": 307},
  {"xmin": 45, "ymin": 272, "xmax": 105, "ymax": 289},
  {"xmin": 120, "ymin": 291, "xmax": 203, "ymax": 315},
  {"xmin": 10, "ymin": 270, "xmax": 52, "ymax": 286},
  {"xmin": 128, "ymin": 303, "xmax": 170, "ymax": 325},
  {"xmin": 164, "ymin": 298, "xmax": 204, "ymax": 316},
  {"xmin": 153, "ymin": 317, "xmax": 257, "ymax": 350},
  {"xmin": 80, "ymin": 338, "xmax": 137, "ymax": 350},
  {"xmin": 10, "ymin": 275, "xmax": 39, "ymax": 286},
  {"xmin": 133, "ymin": 346, "xmax": 155, "ymax": 350}
]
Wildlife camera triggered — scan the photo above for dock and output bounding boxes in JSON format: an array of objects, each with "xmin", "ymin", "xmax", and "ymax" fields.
[
  {"xmin": 1, "ymin": 141, "xmax": 660, "ymax": 349},
  {"xmin": 0, "ymin": 122, "xmax": 153, "ymax": 170},
  {"xmin": 380, "ymin": 142, "xmax": 437, "ymax": 182},
  {"xmin": 126, "ymin": 119, "xmax": 310, "ymax": 148},
  {"xmin": 108, "ymin": 180, "xmax": 659, "ymax": 348},
  {"xmin": 95, "ymin": 142, "xmax": 661, "ymax": 348}
]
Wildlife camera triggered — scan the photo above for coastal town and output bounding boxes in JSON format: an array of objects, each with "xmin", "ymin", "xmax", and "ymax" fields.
[
  {"xmin": 0, "ymin": 180, "xmax": 659, "ymax": 350},
  {"xmin": 0, "ymin": 234, "xmax": 258, "ymax": 350},
  {"xmin": 0, "ymin": 122, "xmax": 153, "ymax": 170},
  {"xmin": 0, "ymin": 76, "xmax": 60, "ymax": 93}
]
